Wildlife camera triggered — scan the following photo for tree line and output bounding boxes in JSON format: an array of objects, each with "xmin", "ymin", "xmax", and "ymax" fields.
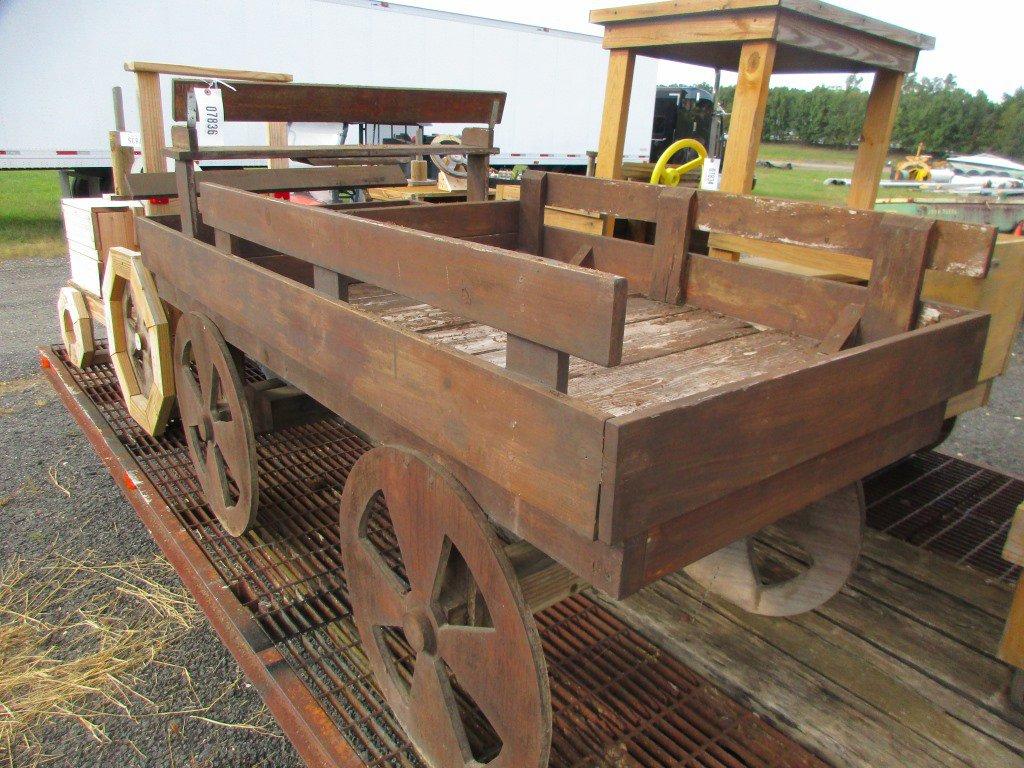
[{"xmin": 707, "ymin": 75, "xmax": 1024, "ymax": 160}]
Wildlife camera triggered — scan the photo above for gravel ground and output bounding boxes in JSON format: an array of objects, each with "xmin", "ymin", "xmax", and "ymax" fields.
[
  {"xmin": 0, "ymin": 257, "xmax": 300, "ymax": 767},
  {"xmin": 0, "ymin": 255, "xmax": 1021, "ymax": 766}
]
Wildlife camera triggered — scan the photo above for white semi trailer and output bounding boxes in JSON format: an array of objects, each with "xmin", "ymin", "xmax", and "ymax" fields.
[{"xmin": 0, "ymin": 0, "xmax": 658, "ymax": 192}]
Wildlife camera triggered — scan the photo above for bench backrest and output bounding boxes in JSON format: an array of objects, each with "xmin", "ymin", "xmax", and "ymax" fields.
[
  {"xmin": 520, "ymin": 171, "xmax": 994, "ymax": 343},
  {"xmin": 197, "ymin": 182, "xmax": 627, "ymax": 371}
]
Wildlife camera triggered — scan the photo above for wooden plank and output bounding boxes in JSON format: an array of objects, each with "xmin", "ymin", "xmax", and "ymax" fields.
[
  {"xmin": 649, "ymin": 186, "xmax": 697, "ymax": 302},
  {"xmin": 171, "ymin": 80, "xmax": 506, "ymax": 125},
  {"xmin": 849, "ymin": 69, "xmax": 907, "ymax": 209},
  {"xmin": 780, "ymin": 0, "xmax": 933, "ymax": 49},
  {"xmin": 125, "ymin": 61, "xmax": 292, "ymax": 81},
  {"xmin": 547, "ymin": 172, "xmax": 661, "ymax": 220},
  {"xmin": 686, "ymin": 251, "xmax": 867, "ymax": 339},
  {"xmin": 590, "ymin": 0, "xmax": 779, "ymax": 25},
  {"xmin": 517, "ymin": 172, "xmax": 547, "ymax": 255},
  {"xmin": 166, "ymin": 143, "xmax": 496, "ymax": 162},
  {"xmin": 542, "ymin": 225, "xmax": 654, "ymax": 294},
  {"xmin": 594, "ymin": 49, "xmax": 636, "ymax": 194},
  {"xmin": 817, "ymin": 302, "xmax": 862, "ymax": 353},
  {"xmin": 599, "ymin": 10, "xmax": 779, "ymax": 49},
  {"xmin": 1004, "ymin": 503, "xmax": 1024, "ymax": 567},
  {"xmin": 137, "ymin": 218, "xmax": 610, "ymax": 538},
  {"xmin": 601, "ymin": 312, "xmax": 988, "ymax": 544},
  {"xmin": 352, "ymin": 200, "xmax": 519, "ymax": 241},
  {"xmin": 776, "ymin": 11, "xmax": 919, "ymax": 73},
  {"xmin": 135, "ymin": 70, "xmax": 166, "ymax": 173},
  {"xmin": 266, "ymin": 120, "xmax": 289, "ymax": 171},
  {"xmin": 637, "ymin": 406, "xmax": 944, "ymax": 586},
  {"xmin": 860, "ymin": 218, "xmax": 933, "ymax": 342},
  {"xmin": 462, "ymin": 126, "xmax": 492, "ymax": 203},
  {"xmin": 197, "ymin": 183, "xmax": 628, "ymax": 366},
  {"xmin": 125, "ymin": 165, "xmax": 407, "ymax": 198}
]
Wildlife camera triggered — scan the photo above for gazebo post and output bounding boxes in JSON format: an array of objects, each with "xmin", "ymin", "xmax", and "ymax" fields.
[
  {"xmin": 848, "ymin": 70, "xmax": 906, "ymax": 210},
  {"xmin": 596, "ymin": 50, "xmax": 637, "ymax": 233}
]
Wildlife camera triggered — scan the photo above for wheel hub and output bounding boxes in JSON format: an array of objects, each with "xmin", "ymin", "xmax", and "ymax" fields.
[{"xmin": 403, "ymin": 608, "xmax": 436, "ymax": 655}]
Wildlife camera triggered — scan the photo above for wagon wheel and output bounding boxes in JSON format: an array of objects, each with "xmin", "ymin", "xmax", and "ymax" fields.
[
  {"xmin": 103, "ymin": 247, "xmax": 175, "ymax": 435},
  {"xmin": 173, "ymin": 312, "xmax": 259, "ymax": 537},
  {"xmin": 57, "ymin": 286, "xmax": 95, "ymax": 368},
  {"xmin": 684, "ymin": 483, "xmax": 865, "ymax": 617},
  {"xmin": 340, "ymin": 446, "xmax": 551, "ymax": 768},
  {"xmin": 429, "ymin": 135, "xmax": 469, "ymax": 178}
]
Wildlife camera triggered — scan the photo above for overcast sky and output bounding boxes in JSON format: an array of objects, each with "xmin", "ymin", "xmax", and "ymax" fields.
[{"xmin": 407, "ymin": 0, "xmax": 1019, "ymax": 99}]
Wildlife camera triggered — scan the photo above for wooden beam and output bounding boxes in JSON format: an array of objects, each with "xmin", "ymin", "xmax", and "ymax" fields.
[
  {"xmin": 849, "ymin": 70, "xmax": 905, "ymax": 210},
  {"xmin": 125, "ymin": 61, "xmax": 293, "ymax": 81},
  {"xmin": 135, "ymin": 70, "xmax": 166, "ymax": 173},
  {"xmin": 649, "ymin": 187, "xmax": 698, "ymax": 302},
  {"xmin": 517, "ymin": 172, "xmax": 548, "ymax": 255},
  {"xmin": 720, "ymin": 41, "xmax": 777, "ymax": 195},
  {"xmin": 463, "ymin": 127, "xmax": 491, "ymax": 203},
  {"xmin": 999, "ymin": 575, "xmax": 1024, "ymax": 670},
  {"xmin": 506, "ymin": 336, "xmax": 570, "ymax": 393},
  {"xmin": 165, "ymin": 143, "xmax": 495, "ymax": 162},
  {"xmin": 860, "ymin": 218, "xmax": 934, "ymax": 342},
  {"xmin": 267, "ymin": 121, "xmax": 289, "ymax": 171}
]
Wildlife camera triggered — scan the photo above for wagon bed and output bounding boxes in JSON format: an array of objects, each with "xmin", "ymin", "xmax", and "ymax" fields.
[{"xmin": 135, "ymin": 171, "xmax": 993, "ymax": 600}]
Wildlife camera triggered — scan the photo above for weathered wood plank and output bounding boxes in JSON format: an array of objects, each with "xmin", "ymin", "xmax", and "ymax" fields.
[
  {"xmin": 603, "ymin": 313, "xmax": 988, "ymax": 544},
  {"xmin": 861, "ymin": 218, "xmax": 933, "ymax": 341},
  {"xmin": 517, "ymin": 172, "xmax": 547, "ymax": 255},
  {"xmin": 649, "ymin": 186, "xmax": 697, "ymax": 302},
  {"xmin": 136, "ymin": 218, "xmax": 608, "ymax": 538},
  {"xmin": 197, "ymin": 183, "xmax": 628, "ymax": 365},
  {"xmin": 352, "ymin": 200, "xmax": 519, "ymax": 242},
  {"xmin": 125, "ymin": 164, "xmax": 407, "ymax": 198},
  {"xmin": 172, "ymin": 79, "xmax": 505, "ymax": 125},
  {"xmin": 542, "ymin": 225, "xmax": 654, "ymax": 294}
]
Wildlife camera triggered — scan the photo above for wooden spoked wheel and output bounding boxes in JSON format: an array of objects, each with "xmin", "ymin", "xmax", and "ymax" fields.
[
  {"xmin": 57, "ymin": 286, "xmax": 95, "ymax": 368},
  {"xmin": 429, "ymin": 135, "xmax": 469, "ymax": 178},
  {"xmin": 684, "ymin": 483, "xmax": 865, "ymax": 617},
  {"xmin": 340, "ymin": 446, "xmax": 551, "ymax": 768},
  {"xmin": 173, "ymin": 312, "xmax": 258, "ymax": 537},
  {"xmin": 104, "ymin": 247, "xmax": 175, "ymax": 436}
]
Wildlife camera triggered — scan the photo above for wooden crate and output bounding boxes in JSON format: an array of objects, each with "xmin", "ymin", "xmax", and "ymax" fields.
[{"xmin": 61, "ymin": 198, "xmax": 143, "ymax": 297}]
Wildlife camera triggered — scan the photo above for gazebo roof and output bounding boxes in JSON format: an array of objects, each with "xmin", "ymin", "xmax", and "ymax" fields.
[{"xmin": 590, "ymin": 0, "xmax": 935, "ymax": 73}]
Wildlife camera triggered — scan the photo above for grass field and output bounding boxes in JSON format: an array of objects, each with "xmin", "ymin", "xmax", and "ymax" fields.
[
  {"xmin": 0, "ymin": 171, "xmax": 64, "ymax": 260},
  {"xmin": 0, "ymin": 143, "xmax": 901, "ymax": 260}
]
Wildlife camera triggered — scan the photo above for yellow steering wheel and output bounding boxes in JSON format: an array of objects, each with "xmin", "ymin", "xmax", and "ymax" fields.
[{"xmin": 650, "ymin": 139, "xmax": 708, "ymax": 186}]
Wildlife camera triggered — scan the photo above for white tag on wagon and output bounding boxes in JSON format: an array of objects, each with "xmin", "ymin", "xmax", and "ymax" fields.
[
  {"xmin": 192, "ymin": 87, "xmax": 225, "ymax": 146},
  {"xmin": 700, "ymin": 157, "xmax": 722, "ymax": 191}
]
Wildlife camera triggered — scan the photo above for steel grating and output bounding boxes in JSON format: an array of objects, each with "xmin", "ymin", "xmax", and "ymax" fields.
[
  {"xmin": 865, "ymin": 450, "xmax": 1024, "ymax": 584},
  {"xmin": 51, "ymin": 346, "xmax": 829, "ymax": 768}
]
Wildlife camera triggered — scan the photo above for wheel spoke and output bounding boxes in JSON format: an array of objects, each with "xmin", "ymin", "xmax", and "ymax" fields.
[
  {"xmin": 384, "ymin": 479, "xmax": 446, "ymax": 594},
  {"xmin": 409, "ymin": 653, "xmax": 470, "ymax": 766},
  {"xmin": 435, "ymin": 624, "xmax": 508, "ymax": 740},
  {"xmin": 352, "ymin": 541, "xmax": 408, "ymax": 628},
  {"xmin": 204, "ymin": 441, "xmax": 232, "ymax": 507},
  {"xmin": 211, "ymin": 417, "xmax": 247, "ymax": 478}
]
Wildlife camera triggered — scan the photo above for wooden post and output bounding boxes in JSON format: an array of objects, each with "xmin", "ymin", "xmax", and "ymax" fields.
[
  {"xmin": 848, "ymin": 69, "xmax": 905, "ymax": 210},
  {"xmin": 719, "ymin": 41, "xmax": 777, "ymax": 194},
  {"xmin": 595, "ymin": 50, "xmax": 636, "ymax": 181},
  {"xmin": 267, "ymin": 121, "xmax": 289, "ymax": 171},
  {"xmin": 135, "ymin": 71, "xmax": 166, "ymax": 173},
  {"xmin": 710, "ymin": 40, "xmax": 777, "ymax": 262},
  {"xmin": 108, "ymin": 131, "xmax": 134, "ymax": 197},
  {"xmin": 463, "ymin": 126, "xmax": 490, "ymax": 202}
]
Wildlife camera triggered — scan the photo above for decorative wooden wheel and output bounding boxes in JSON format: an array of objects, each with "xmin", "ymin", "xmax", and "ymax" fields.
[
  {"xmin": 103, "ymin": 247, "xmax": 175, "ymax": 435},
  {"xmin": 57, "ymin": 286, "xmax": 95, "ymax": 368},
  {"xmin": 429, "ymin": 134, "xmax": 469, "ymax": 178},
  {"xmin": 684, "ymin": 483, "xmax": 865, "ymax": 617},
  {"xmin": 340, "ymin": 446, "xmax": 551, "ymax": 768},
  {"xmin": 173, "ymin": 312, "xmax": 259, "ymax": 537}
]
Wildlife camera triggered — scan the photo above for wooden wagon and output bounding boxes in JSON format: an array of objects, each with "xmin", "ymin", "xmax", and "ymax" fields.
[{"xmin": 83, "ymin": 135, "xmax": 991, "ymax": 765}]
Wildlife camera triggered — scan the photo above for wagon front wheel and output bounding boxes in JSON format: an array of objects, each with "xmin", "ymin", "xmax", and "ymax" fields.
[{"xmin": 339, "ymin": 446, "xmax": 551, "ymax": 768}]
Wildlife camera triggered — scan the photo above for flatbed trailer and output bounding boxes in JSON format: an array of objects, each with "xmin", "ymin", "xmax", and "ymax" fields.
[{"xmin": 41, "ymin": 346, "xmax": 1024, "ymax": 767}]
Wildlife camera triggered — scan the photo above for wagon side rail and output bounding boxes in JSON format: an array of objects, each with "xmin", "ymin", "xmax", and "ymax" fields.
[{"xmin": 196, "ymin": 182, "xmax": 628, "ymax": 388}]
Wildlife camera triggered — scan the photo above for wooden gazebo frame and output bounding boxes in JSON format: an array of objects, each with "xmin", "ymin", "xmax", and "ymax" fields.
[{"xmin": 590, "ymin": 0, "xmax": 934, "ymax": 210}]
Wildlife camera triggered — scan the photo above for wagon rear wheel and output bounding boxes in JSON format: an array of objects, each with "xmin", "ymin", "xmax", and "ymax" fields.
[
  {"xmin": 57, "ymin": 286, "xmax": 95, "ymax": 368},
  {"xmin": 684, "ymin": 483, "xmax": 865, "ymax": 617},
  {"xmin": 173, "ymin": 312, "xmax": 258, "ymax": 537},
  {"xmin": 340, "ymin": 446, "xmax": 551, "ymax": 768}
]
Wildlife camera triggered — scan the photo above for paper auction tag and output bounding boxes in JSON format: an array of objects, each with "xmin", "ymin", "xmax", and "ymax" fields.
[
  {"xmin": 701, "ymin": 158, "xmax": 722, "ymax": 191},
  {"xmin": 193, "ymin": 87, "xmax": 225, "ymax": 146},
  {"xmin": 118, "ymin": 131, "xmax": 141, "ymax": 149}
]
